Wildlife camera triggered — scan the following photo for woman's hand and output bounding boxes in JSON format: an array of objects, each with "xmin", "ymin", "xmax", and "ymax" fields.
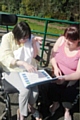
[
  {"xmin": 54, "ymin": 67, "xmax": 62, "ymax": 77},
  {"xmin": 16, "ymin": 60, "xmax": 37, "ymax": 72},
  {"xmin": 56, "ymin": 76, "xmax": 65, "ymax": 84},
  {"xmin": 32, "ymin": 36, "xmax": 43, "ymax": 44},
  {"xmin": 53, "ymin": 67, "xmax": 65, "ymax": 84},
  {"xmin": 23, "ymin": 62, "xmax": 37, "ymax": 72}
]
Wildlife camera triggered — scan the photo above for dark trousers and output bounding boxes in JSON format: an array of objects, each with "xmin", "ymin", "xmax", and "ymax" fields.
[
  {"xmin": 38, "ymin": 80, "xmax": 79, "ymax": 110},
  {"xmin": 48, "ymin": 81, "xmax": 79, "ymax": 109}
]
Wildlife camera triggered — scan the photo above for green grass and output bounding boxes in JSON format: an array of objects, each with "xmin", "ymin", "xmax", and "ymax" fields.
[
  {"xmin": 22, "ymin": 19, "xmax": 68, "ymax": 38},
  {"xmin": 0, "ymin": 18, "xmax": 68, "ymax": 39}
]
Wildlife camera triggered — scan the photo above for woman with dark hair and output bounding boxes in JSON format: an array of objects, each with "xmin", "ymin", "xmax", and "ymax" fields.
[
  {"xmin": 49, "ymin": 26, "xmax": 80, "ymax": 120},
  {"xmin": 0, "ymin": 21, "xmax": 42, "ymax": 120}
]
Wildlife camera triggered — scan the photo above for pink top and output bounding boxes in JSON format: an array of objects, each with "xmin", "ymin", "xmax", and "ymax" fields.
[{"xmin": 54, "ymin": 41, "xmax": 80, "ymax": 75}]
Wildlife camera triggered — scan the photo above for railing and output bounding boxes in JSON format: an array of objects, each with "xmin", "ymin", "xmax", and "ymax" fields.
[{"xmin": 0, "ymin": 12, "xmax": 80, "ymax": 67}]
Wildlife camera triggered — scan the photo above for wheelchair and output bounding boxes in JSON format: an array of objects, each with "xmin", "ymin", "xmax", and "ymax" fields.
[
  {"xmin": 0, "ymin": 67, "xmax": 19, "ymax": 120},
  {"xmin": 0, "ymin": 67, "xmax": 79, "ymax": 120},
  {"xmin": 0, "ymin": 14, "xmax": 18, "ymax": 120},
  {"xmin": 0, "ymin": 54, "xmax": 47, "ymax": 120},
  {"xmin": 0, "ymin": 63, "xmax": 53, "ymax": 120},
  {"xmin": 0, "ymin": 13, "xmax": 18, "ymax": 33}
]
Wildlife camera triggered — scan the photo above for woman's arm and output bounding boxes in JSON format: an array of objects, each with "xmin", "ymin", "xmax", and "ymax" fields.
[
  {"xmin": 0, "ymin": 34, "xmax": 17, "ymax": 67},
  {"xmin": 63, "ymin": 59, "xmax": 80, "ymax": 81},
  {"xmin": 0, "ymin": 34, "xmax": 37, "ymax": 72},
  {"xmin": 51, "ymin": 36, "xmax": 64, "ymax": 58},
  {"xmin": 15, "ymin": 60, "xmax": 37, "ymax": 72},
  {"xmin": 50, "ymin": 36, "xmax": 64, "ymax": 76},
  {"xmin": 32, "ymin": 36, "xmax": 43, "ymax": 58}
]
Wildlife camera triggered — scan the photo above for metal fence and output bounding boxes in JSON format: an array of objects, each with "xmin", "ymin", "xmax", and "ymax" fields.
[{"xmin": 0, "ymin": 12, "xmax": 80, "ymax": 67}]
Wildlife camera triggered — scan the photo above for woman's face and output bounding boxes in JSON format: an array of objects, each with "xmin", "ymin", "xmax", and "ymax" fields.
[
  {"xmin": 19, "ymin": 36, "xmax": 29, "ymax": 44},
  {"xmin": 65, "ymin": 38, "xmax": 79, "ymax": 50}
]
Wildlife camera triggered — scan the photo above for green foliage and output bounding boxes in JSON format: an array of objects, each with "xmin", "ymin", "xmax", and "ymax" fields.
[
  {"xmin": 2, "ymin": 5, "xmax": 7, "ymax": 11},
  {"xmin": 0, "ymin": 0, "xmax": 79, "ymax": 21}
]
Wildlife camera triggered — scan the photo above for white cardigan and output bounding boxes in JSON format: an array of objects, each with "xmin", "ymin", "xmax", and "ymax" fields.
[{"xmin": 13, "ymin": 35, "xmax": 39, "ymax": 68}]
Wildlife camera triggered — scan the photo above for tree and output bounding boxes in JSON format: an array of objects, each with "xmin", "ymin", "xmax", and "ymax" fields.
[
  {"xmin": 0, "ymin": 0, "xmax": 79, "ymax": 21},
  {"xmin": 1, "ymin": 0, "xmax": 21, "ymax": 14}
]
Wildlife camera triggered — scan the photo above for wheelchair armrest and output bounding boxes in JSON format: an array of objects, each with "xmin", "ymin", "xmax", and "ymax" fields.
[
  {"xmin": 0, "ymin": 67, "xmax": 3, "ymax": 79},
  {"xmin": 0, "ymin": 67, "xmax": 3, "ymax": 73},
  {"xmin": 2, "ymin": 79, "xmax": 19, "ymax": 94},
  {"xmin": 0, "ymin": 67, "xmax": 18, "ymax": 94}
]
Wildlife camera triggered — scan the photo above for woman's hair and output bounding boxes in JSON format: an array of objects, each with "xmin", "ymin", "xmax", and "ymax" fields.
[
  {"xmin": 64, "ymin": 25, "xmax": 79, "ymax": 41},
  {"xmin": 12, "ymin": 21, "xmax": 31, "ymax": 41}
]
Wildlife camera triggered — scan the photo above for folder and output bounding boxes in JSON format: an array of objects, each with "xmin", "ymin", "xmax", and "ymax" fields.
[{"xmin": 19, "ymin": 69, "xmax": 58, "ymax": 88}]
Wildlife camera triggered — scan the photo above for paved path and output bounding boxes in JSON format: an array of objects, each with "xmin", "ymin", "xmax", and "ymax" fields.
[
  {"xmin": 0, "ymin": 91, "xmax": 79, "ymax": 120},
  {"xmin": 0, "ymin": 92, "xmax": 63, "ymax": 120},
  {"xmin": 0, "ymin": 93, "xmax": 32, "ymax": 120}
]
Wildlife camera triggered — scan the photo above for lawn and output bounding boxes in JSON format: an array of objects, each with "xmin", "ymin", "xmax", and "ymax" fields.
[{"xmin": 18, "ymin": 18, "xmax": 69, "ymax": 38}]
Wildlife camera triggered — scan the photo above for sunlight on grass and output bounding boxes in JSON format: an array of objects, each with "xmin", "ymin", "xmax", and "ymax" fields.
[{"xmin": 26, "ymin": 19, "xmax": 66, "ymax": 37}]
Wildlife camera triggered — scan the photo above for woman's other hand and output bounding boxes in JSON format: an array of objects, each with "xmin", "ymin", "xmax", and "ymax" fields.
[
  {"xmin": 23, "ymin": 62, "xmax": 37, "ymax": 72},
  {"xmin": 54, "ymin": 67, "xmax": 62, "ymax": 77},
  {"xmin": 56, "ymin": 76, "xmax": 65, "ymax": 84},
  {"xmin": 53, "ymin": 67, "xmax": 65, "ymax": 84},
  {"xmin": 33, "ymin": 36, "xmax": 43, "ymax": 44},
  {"xmin": 16, "ymin": 60, "xmax": 37, "ymax": 72}
]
